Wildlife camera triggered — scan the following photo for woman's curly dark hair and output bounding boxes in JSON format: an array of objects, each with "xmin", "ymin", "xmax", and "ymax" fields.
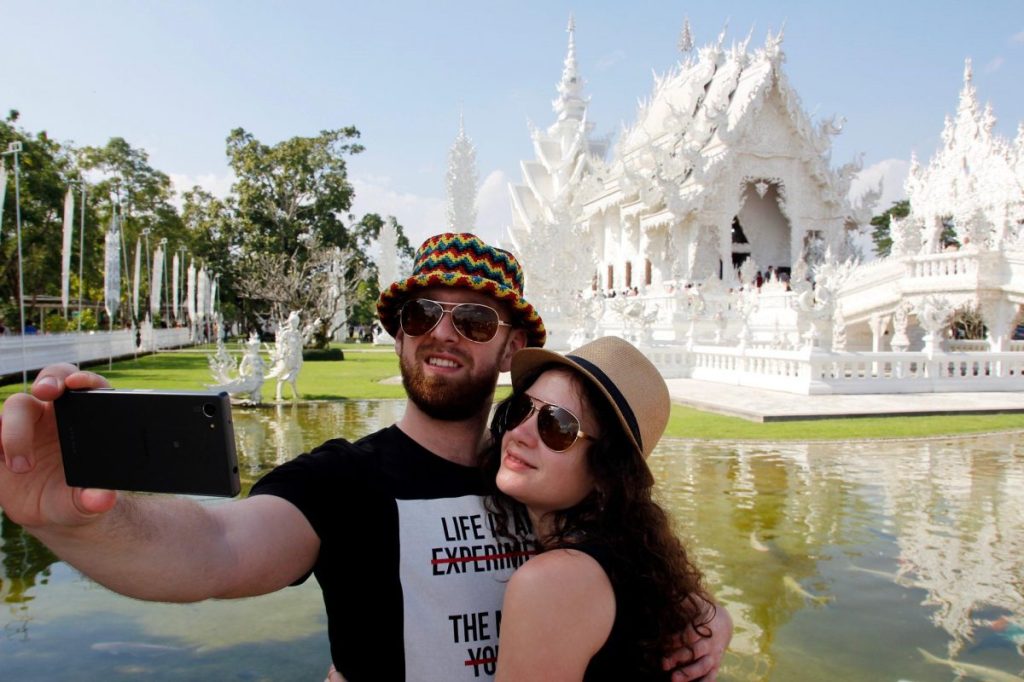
[{"xmin": 481, "ymin": 364, "xmax": 714, "ymax": 673}]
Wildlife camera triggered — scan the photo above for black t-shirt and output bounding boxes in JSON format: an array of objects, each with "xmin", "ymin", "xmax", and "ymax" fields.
[
  {"xmin": 250, "ymin": 425, "xmax": 535, "ymax": 681},
  {"xmin": 576, "ymin": 543, "xmax": 668, "ymax": 682}
]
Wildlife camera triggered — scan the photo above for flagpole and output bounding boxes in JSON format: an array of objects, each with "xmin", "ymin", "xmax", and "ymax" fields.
[
  {"xmin": 159, "ymin": 237, "xmax": 169, "ymax": 324},
  {"xmin": 141, "ymin": 227, "xmax": 152, "ymax": 323},
  {"xmin": 77, "ymin": 182, "xmax": 86, "ymax": 332},
  {"xmin": 3, "ymin": 141, "xmax": 28, "ymax": 390}
]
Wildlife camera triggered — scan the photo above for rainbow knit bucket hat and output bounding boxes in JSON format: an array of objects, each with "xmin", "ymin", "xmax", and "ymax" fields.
[{"xmin": 376, "ymin": 232, "xmax": 546, "ymax": 348}]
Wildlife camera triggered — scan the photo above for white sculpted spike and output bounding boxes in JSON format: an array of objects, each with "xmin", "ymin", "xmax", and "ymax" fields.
[{"xmin": 445, "ymin": 113, "xmax": 478, "ymax": 232}]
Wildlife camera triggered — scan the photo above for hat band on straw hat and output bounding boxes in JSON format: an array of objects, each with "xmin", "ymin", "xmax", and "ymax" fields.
[{"xmin": 565, "ymin": 353, "xmax": 642, "ymax": 454}]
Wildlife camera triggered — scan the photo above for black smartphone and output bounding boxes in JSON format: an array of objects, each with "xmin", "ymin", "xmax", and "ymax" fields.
[{"xmin": 54, "ymin": 389, "xmax": 241, "ymax": 497}]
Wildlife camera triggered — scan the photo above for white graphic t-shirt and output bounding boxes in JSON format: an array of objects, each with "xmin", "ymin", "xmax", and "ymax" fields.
[{"xmin": 250, "ymin": 425, "xmax": 535, "ymax": 681}]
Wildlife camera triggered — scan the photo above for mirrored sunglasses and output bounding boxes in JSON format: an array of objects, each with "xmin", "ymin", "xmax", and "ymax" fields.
[
  {"xmin": 503, "ymin": 393, "xmax": 596, "ymax": 452},
  {"xmin": 400, "ymin": 298, "xmax": 512, "ymax": 343}
]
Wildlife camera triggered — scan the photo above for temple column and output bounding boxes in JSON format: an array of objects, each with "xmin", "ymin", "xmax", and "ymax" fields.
[
  {"xmin": 979, "ymin": 297, "xmax": 1019, "ymax": 354},
  {"xmin": 869, "ymin": 313, "xmax": 890, "ymax": 352}
]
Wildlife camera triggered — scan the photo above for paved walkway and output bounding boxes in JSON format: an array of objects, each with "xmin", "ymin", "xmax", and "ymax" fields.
[{"xmin": 664, "ymin": 378, "xmax": 1024, "ymax": 422}]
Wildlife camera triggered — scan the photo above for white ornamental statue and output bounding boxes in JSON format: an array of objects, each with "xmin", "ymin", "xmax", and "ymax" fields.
[
  {"xmin": 267, "ymin": 310, "xmax": 304, "ymax": 402},
  {"xmin": 208, "ymin": 333, "xmax": 267, "ymax": 405},
  {"xmin": 208, "ymin": 338, "xmax": 237, "ymax": 386}
]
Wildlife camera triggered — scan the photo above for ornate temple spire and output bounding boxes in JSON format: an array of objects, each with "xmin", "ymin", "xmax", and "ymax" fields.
[
  {"xmin": 957, "ymin": 58, "xmax": 980, "ymax": 121},
  {"xmin": 678, "ymin": 16, "xmax": 694, "ymax": 55},
  {"xmin": 553, "ymin": 14, "xmax": 587, "ymax": 122},
  {"xmin": 445, "ymin": 112, "xmax": 478, "ymax": 232}
]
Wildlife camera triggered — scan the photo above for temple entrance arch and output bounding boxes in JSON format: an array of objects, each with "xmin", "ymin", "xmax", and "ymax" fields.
[{"xmin": 737, "ymin": 179, "xmax": 792, "ymax": 273}]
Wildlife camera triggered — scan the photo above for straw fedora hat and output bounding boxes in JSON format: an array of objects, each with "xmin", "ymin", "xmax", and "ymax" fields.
[{"xmin": 510, "ymin": 336, "xmax": 670, "ymax": 460}]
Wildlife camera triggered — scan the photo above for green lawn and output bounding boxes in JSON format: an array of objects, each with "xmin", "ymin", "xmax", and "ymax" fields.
[{"xmin": 2, "ymin": 345, "xmax": 1022, "ymax": 441}]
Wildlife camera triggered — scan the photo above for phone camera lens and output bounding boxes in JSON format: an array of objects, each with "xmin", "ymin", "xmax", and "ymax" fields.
[{"xmin": 202, "ymin": 403, "xmax": 217, "ymax": 418}]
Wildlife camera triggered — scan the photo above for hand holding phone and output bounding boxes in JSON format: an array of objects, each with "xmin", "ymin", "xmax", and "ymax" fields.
[{"xmin": 54, "ymin": 389, "xmax": 241, "ymax": 497}]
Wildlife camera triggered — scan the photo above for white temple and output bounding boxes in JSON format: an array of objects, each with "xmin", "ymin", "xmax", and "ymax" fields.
[{"xmin": 504, "ymin": 18, "xmax": 1023, "ymax": 394}]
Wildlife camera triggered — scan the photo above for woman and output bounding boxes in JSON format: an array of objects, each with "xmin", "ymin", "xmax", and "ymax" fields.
[{"xmin": 483, "ymin": 336, "xmax": 713, "ymax": 681}]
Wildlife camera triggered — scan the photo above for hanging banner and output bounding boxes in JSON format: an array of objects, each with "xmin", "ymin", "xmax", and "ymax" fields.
[
  {"xmin": 61, "ymin": 188, "xmax": 75, "ymax": 311},
  {"xmin": 209, "ymin": 276, "xmax": 218, "ymax": 315},
  {"xmin": 186, "ymin": 260, "xmax": 196, "ymax": 325},
  {"xmin": 197, "ymin": 267, "xmax": 209, "ymax": 321},
  {"xmin": 171, "ymin": 252, "xmax": 180, "ymax": 322},
  {"xmin": 132, "ymin": 238, "xmax": 142, "ymax": 320},
  {"xmin": 150, "ymin": 244, "xmax": 164, "ymax": 320},
  {"xmin": 0, "ymin": 163, "xmax": 6, "ymax": 242},
  {"xmin": 103, "ymin": 214, "xmax": 121, "ymax": 322}
]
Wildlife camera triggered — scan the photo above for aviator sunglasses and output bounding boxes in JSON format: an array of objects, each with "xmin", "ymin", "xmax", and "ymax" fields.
[
  {"xmin": 399, "ymin": 298, "xmax": 512, "ymax": 343},
  {"xmin": 503, "ymin": 393, "xmax": 596, "ymax": 452}
]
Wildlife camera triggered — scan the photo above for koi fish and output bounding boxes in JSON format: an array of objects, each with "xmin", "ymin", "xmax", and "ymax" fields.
[
  {"xmin": 750, "ymin": 531, "xmax": 771, "ymax": 552},
  {"xmin": 782, "ymin": 575, "xmax": 832, "ymax": 605},
  {"xmin": 978, "ymin": 616, "xmax": 1024, "ymax": 646},
  {"xmin": 90, "ymin": 642, "xmax": 186, "ymax": 656},
  {"xmin": 847, "ymin": 563, "xmax": 919, "ymax": 589},
  {"xmin": 917, "ymin": 648, "xmax": 1023, "ymax": 682}
]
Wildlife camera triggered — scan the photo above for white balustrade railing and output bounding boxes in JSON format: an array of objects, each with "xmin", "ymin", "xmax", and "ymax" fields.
[
  {"xmin": 908, "ymin": 251, "xmax": 979, "ymax": 279},
  {"xmin": 644, "ymin": 343, "xmax": 1024, "ymax": 395},
  {"xmin": 1, "ymin": 327, "xmax": 196, "ymax": 378}
]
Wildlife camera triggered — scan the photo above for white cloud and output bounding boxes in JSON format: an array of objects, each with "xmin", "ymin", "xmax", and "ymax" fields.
[
  {"xmin": 984, "ymin": 56, "xmax": 1005, "ymax": 73},
  {"xmin": 1012, "ymin": 30, "xmax": 1024, "ymax": 44},
  {"xmin": 168, "ymin": 170, "xmax": 236, "ymax": 209},
  {"xmin": 849, "ymin": 158, "xmax": 909, "ymax": 215},
  {"xmin": 595, "ymin": 49, "xmax": 627, "ymax": 71},
  {"xmin": 349, "ymin": 176, "xmax": 445, "ymax": 248},
  {"xmin": 348, "ymin": 170, "xmax": 512, "ymax": 250},
  {"xmin": 475, "ymin": 170, "xmax": 512, "ymax": 246}
]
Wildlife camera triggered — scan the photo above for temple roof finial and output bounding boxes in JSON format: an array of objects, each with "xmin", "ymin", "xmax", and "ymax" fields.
[
  {"xmin": 678, "ymin": 16, "xmax": 694, "ymax": 54},
  {"xmin": 553, "ymin": 13, "xmax": 587, "ymax": 122}
]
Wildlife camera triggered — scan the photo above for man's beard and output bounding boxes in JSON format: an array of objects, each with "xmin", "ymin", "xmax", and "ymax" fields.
[{"xmin": 401, "ymin": 347, "xmax": 501, "ymax": 421}]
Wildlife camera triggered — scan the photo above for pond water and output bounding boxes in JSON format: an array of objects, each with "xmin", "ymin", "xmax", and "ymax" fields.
[{"xmin": 1, "ymin": 401, "xmax": 1022, "ymax": 681}]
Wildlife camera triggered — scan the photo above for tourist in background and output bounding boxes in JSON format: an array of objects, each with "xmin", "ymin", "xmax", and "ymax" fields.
[{"xmin": 484, "ymin": 336, "xmax": 715, "ymax": 680}]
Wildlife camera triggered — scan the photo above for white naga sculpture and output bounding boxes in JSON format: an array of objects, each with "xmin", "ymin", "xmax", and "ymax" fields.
[
  {"xmin": 267, "ymin": 310, "xmax": 303, "ymax": 402},
  {"xmin": 208, "ymin": 333, "xmax": 267, "ymax": 405}
]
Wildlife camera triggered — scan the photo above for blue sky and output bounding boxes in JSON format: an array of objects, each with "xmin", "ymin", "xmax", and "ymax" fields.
[{"xmin": 2, "ymin": 1, "xmax": 1022, "ymax": 248}]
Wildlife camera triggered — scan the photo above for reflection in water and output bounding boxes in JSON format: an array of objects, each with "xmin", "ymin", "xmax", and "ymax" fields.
[
  {"xmin": 232, "ymin": 400, "xmax": 408, "ymax": 492},
  {"xmin": 0, "ymin": 515, "xmax": 59, "ymax": 639},
  {"xmin": 1, "ymin": 401, "xmax": 1022, "ymax": 680},
  {"xmin": 650, "ymin": 435, "xmax": 1024, "ymax": 680}
]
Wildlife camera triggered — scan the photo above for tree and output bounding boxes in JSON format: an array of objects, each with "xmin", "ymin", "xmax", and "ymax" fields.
[
  {"xmin": 869, "ymin": 200, "xmax": 909, "ymax": 258},
  {"xmin": 181, "ymin": 186, "xmax": 239, "ymax": 324},
  {"xmin": 0, "ymin": 115, "xmax": 86, "ymax": 326},
  {"xmin": 224, "ymin": 127, "xmax": 365, "ymax": 333},
  {"xmin": 870, "ymin": 199, "xmax": 958, "ymax": 258},
  {"xmin": 233, "ymin": 233, "xmax": 368, "ymax": 348},
  {"xmin": 79, "ymin": 137, "xmax": 185, "ymax": 322},
  {"xmin": 226, "ymin": 127, "xmax": 363, "ymax": 255}
]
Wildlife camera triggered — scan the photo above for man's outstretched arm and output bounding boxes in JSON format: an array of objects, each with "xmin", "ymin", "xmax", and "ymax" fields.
[{"xmin": 0, "ymin": 364, "xmax": 319, "ymax": 602}]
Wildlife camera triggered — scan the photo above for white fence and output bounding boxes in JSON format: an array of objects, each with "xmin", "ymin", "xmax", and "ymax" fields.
[
  {"xmin": 1, "ymin": 327, "xmax": 195, "ymax": 378},
  {"xmin": 646, "ymin": 344, "xmax": 1024, "ymax": 395}
]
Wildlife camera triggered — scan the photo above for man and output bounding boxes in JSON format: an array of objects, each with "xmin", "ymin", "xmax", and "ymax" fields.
[{"xmin": 0, "ymin": 233, "xmax": 729, "ymax": 680}]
